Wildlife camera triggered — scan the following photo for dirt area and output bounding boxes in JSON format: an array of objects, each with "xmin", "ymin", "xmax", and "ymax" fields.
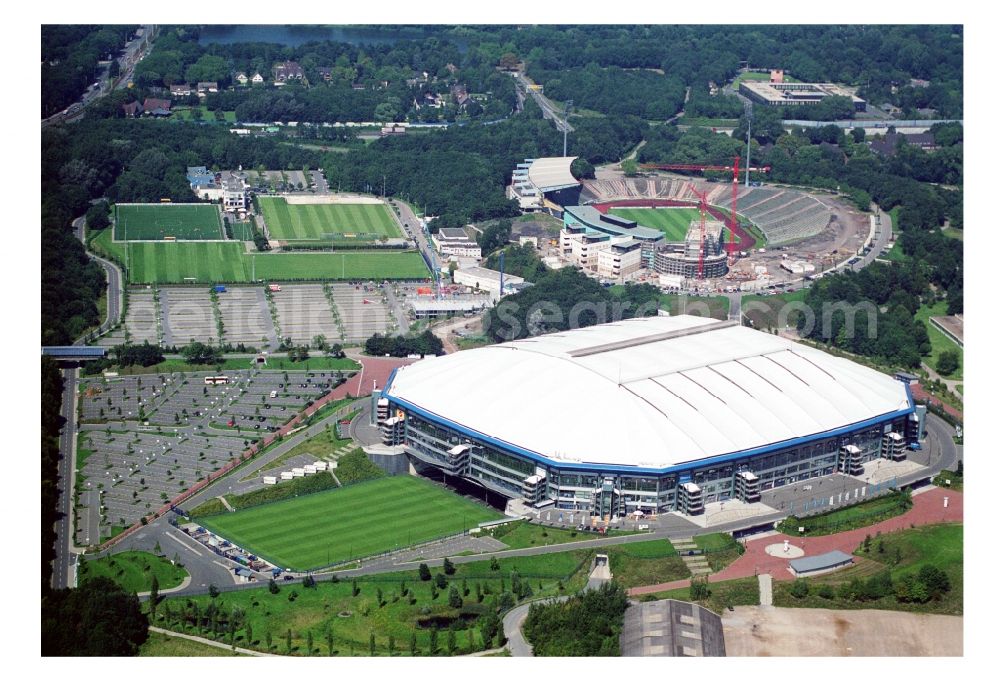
[{"xmin": 723, "ymin": 606, "xmax": 962, "ymax": 656}]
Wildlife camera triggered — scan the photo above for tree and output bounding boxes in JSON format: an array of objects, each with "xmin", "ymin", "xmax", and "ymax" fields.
[
  {"xmin": 448, "ymin": 260, "xmax": 458, "ymax": 282},
  {"xmin": 410, "ymin": 631, "xmax": 418, "ymax": 656},
  {"xmin": 418, "ymin": 563, "xmax": 431, "ymax": 581},
  {"xmin": 478, "ymin": 220, "xmax": 512, "ymax": 258},
  {"xmin": 489, "ymin": 556, "xmax": 500, "ymax": 571},
  {"xmin": 311, "ymin": 335, "xmax": 329, "ymax": 352},
  {"xmin": 303, "ymin": 575, "xmax": 316, "ymax": 588},
  {"xmin": 269, "ymin": 579, "xmax": 280, "ymax": 594},
  {"xmin": 789, "ymin": 578, "xmax": 810, "ymax": 598},
  {"xmin": 936, "ymin": 349, "xmax": 959, "ymax": 376},
  {"xmin": 429, "ymin": 627, "xmax": 439, "ymax": 655},
  {"xmin": 443, "ymin": 557, "xmax": 456, "ymax": 575},
  {"xmin": 448, "ymin": 584, "xmax": 463, "ymax": 609},
  {"xmin": 446, "ymin": 628, "xmax": 457, "ymax": 656},
  {"xmin": 435, "ymin": 572, "xmax": 448, "ymax": 589},
  {"xmin": 851, "ymin": 126, "xmax": 867, "ymax": 144},
  {"xmin": 181, "ymin": 341, "xmax": 223, "ymax": 365},
  {"xmin": 86, "ymin": 202, "xmax": 111, "ymax": 230},
  {"xmin": 305, "ymin": 630, "xmax": 313, "ymax": 656},
  {"xmin": 209, "ymin": 583, "xmax": 220, "ymax": 598},
  {"xmin": 690, "ymin": 577, "xmax": 711, "ymax": 601},
  {"xmin": 286, "ymin": 628, "xmax": 293, "ymax": 654},
  {"xmin": 351, "ymin": 579, "xmax": 360, "ymax": 596},
  {"xmin": 621, "ymin": 158, "xmax": 639, "ymax": 177},
  {"xmin": 369, "ymin": 631, "xmax": 377, "ymax": 656},
  {"xmin": 41, "ymin": 578, "xmax": 149, "ymax": 656},
  {"xmin": 148, "ymin": 575, "xmax": 160, "ymax": 611}
]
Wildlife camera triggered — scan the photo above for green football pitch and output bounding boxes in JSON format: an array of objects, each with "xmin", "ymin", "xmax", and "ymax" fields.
[
  {"xmin": 114, "ymin": 204, "xmax": 224, "ymax": 241},
  {"xmin": 126, "ymin": 242, "xmax": 430, "ymax": 283},
  {"xmin": 259, "ymin": 197, "xmax": 402, "ymax": 240},
  {"xmin": 608, "ymin": 207, "xmax": 701, "ymax": 241},
  {"xmin": 197, "ymin": 475, "xmax": 501, "ymax": 570}
]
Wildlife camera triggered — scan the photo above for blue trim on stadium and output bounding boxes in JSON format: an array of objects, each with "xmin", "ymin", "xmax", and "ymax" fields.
[{"xmin": 382, "ymin": 381, "xmax": 915, "ymax": 477}]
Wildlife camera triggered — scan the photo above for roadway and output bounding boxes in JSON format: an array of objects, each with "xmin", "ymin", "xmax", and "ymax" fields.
[
  {"xmin": 51, "ymin": 367, "xmax": 79, "ymax": 589},
  {"xmin": 511, "ymin": 72, "xmax": 574, "ymax": 133},
  {"xmin": 72, "ymin": 215, "xmax": 123, "ymax": 343}
]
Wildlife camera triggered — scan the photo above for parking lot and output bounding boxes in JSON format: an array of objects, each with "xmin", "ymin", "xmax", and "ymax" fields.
[
  {"xmin": 76, "ymin": 368, "xmax": 352, "ymax": 545},
  {"xmin": 98, "ymin": 288, "xmax": 159, "ymax": 346}
]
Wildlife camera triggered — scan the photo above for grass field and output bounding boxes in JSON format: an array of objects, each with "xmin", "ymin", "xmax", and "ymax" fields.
[
  {"xmin": 125, "ymin": 243, "xmax": 429, "ymax": 283},
  {"xmin": 140, "ymin": 632, "xmax": 241, "ymax": 657},
  {"xmin": 79, "ymin": 551, "xmax": 188, "ymax": 594},
  {"xmin": 248, "ymin": 251, "xmax": 429, "ymax": 281},
  {"xmin": 916, "ymin": 301, "xmax": 963, "ymax": 380},
  {"xmin": 111, "ymin": 356, "xmax": 359, "ymax": 376},
  {"xmin": 742, "ymin": 288, "xmax": 809, "ymax": 331},
  {"xmin": 260, "ymin": 197, "xmax": 401, "ymax": 240},
  {"xmin": 115, "ymin": 204, "xmax": 224, "ymax": 241},
  {"xmin": 127, "ymin": 241, "xmax": 247, "ymax": 283},
  {"xmin": 608, "ymin": 207, "xmax": 699, "ymax": 241},
  {"xmin": 198, "ymin": 475, "xmax": 501, "ymax": 570}
]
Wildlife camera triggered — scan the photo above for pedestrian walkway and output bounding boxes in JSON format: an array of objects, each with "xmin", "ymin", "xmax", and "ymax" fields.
[
  {"xmin": 671, "ymin": 538, "xmax": 713, "ymax": 577},
  {"xmin": 147, "ymin": 626, "xmax": 271, "ymax": 657},
  {"xmin": 630, "ymin": 487, "xmax": 963, "ymax": 597},
  {"xmin": 218, "ymin": 496, "xmax": 235, "ymax": 513},
  {"xmin": 758, "ymin": 574, "xmax": 772, "ymax": 606}
]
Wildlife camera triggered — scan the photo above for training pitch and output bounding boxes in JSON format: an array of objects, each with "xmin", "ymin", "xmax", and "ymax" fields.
[
  {"xmin": 197, "ymin": 475, "xmax": 501, "ymax": 570},
  {"xmin": 125, "ymin": 244, "xmax": 430, "ymax": 283},
  {"xmin": 114, "ymin": 203, "xmax": 224, "ymax": 241},
  {"xmin": 260, "ymin": 197, "xmax": 402, "ymax": 240},
  {"xmin": 608, "ymin": 207, "xmax": 701, "ymax": 241}
]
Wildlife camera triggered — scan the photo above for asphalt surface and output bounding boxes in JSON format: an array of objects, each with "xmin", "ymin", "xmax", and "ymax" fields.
[
  {"xmin": 72, "ymin": 215, "xmax": 123, "ymax": 342},
  {"xmin": 51, "ymin": 368, "xmax": 79, "ymax": 589},
  {"xmin": 512, "ymin": 72, "xmax": 574, "ymax": 132},
  {"xmin": 502, "ymin": 596, "xmax": 567, "ymax": 657}
]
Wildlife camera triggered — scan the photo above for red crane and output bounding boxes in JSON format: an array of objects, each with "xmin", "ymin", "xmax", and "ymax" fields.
[
  {"xmin": 686, "ymin": 183, "xmax": 710, "ymax": 279},
  {"xmin": 639, "ymin": 158, "xmax": 770, "ymax": 258}
]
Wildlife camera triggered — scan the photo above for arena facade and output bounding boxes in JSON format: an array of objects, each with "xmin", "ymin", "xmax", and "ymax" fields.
[{"xmin": 376, "ymin": 316, "xmax": 920, "ymax": 517}]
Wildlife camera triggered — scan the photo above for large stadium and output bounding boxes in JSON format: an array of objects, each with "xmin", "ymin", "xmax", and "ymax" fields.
[{"xmin": 377, "ymin": 316, "xmax": 921, "ymax": 517}]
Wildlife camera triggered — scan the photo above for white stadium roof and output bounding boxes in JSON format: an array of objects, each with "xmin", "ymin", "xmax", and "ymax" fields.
[
  {"xmin": 526, "ymin": 156, "xmax": 580, "ymax": 192},
  {"xmin": 385, "ymin": 316, "xmax": 912, "ymax": 469}
]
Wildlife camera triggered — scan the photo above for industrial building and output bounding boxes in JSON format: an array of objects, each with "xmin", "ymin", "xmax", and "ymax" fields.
[
  {"xmin": 739, "ymin": 80, "xmax": 867, "ymax": 111},
  {"xmin": 653, "ymin": 218, "xmax": 728, "ymax": 279},
  {"xmin": 377, "ymin": 315, "xmax": 920, "ymax": 518},
  {"xmin": 507, "ymin": 157, "xmax": 583, "ymax": 213}
]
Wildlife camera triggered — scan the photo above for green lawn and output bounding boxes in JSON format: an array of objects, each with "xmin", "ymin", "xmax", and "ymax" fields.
[
  {"xmin": 248, "ymin": 251, "xmax": 430, "ymax": 281},
  {"xmin": 941, "ymin": 227, "xmax": 963, "ymax": 241},
  {"xmin": 490, "ymin": 521, "xmax": 599, "ymax": 549},
  {"xmin": 641, "ymin": 577, "xmax": 761, "ymax": 615},
  {"xmin": 741, "ymin": 288, "xmax": 808, "ymax": 331},
  {"xmin": 170, "ymin": 106, "xmax": 237, "ymax": 123},
  {"xmin": 198, "ymin": 475, "xmax": 501, "ymax": 570},
  {"xmin": 772, "ymin": 524, "xmax": 963, "ymax": 615},
  {"xmin": 604, "ymin": 539, "xmax": 690, "ymax": 589},
  {"xmin": 259, "ymin": 197, "xmax": 402, "ymax": 240},
  {"xmin": 79, "ymin": 551, "xmax": 188, "ymax": 594},
  {"xmin": 115, "ymin": 204, "xmax": 224, "ymax": 241},
  {"xmin": 128, "ymin": 241, "xmax": 248, "ymax": 283},
  {"xmin": 125, "ymin": 243, "xmax": 429, "ymax": 284},
  {"xmin": 777, "ymin": 492, "xmax": 912, "ymax": 537},
  {"xmin": 608, "ymin": 207, "xmax": 698, "ymax": 241},
  {"xmin": 916, "ymin": 301, "xmax": 963, "ymax": 380},
  {"xmin": 679, "ymin": 117, "xmax": 740, "ymax": 127},
  {"xmin": 659, "ymin": 293, "xmax": 730, "ymax": 320},
  {"xmin": 151, "ymin": 549, "xmax": 593, "ymax": 656},
  {"xmin": 140, "ymin": 632, "xmax": 241, "ymax": 656},
  {"xmin": 693, "ymin": 533, "xmax": 744, "ymax": 572}
]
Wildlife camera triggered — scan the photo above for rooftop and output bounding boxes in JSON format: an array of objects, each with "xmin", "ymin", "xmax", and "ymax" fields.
[
  {"xmin": 386, "ymin": 316, "xmax": 912, "ymax": 469},
  {"xmin": 565, "ymin": 205, "xmax": 664, "ymax": 242},
  {"xmin": 526, "ymin": 156, "xmax": 580, "ymax": 192}
]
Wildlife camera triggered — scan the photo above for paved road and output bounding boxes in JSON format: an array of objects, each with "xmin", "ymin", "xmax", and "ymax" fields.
[
  {"xmin": 51, "ymin": 368, "xmax": 80, "ymax": 589},
  {"xmin": 72, "ymin": 215, "xmax": 123, "ymax": 343},
  {"xmin": 512, "ymin": 72, "xmax": 574, "ymax": 133},
  {"xmin": 383, "ymin": 283, "xmax": 410, "ymax": 335},
  {"xmin": 391, "ymin": 199, "xmax": 439, "ymax": 283},
  {"xmin": 502, "ymin": 596, "xmax": 567, "ymax": 656},
  {"xmin": 147, "ymin": 626, "xmax": 272, "ymax": 657}
]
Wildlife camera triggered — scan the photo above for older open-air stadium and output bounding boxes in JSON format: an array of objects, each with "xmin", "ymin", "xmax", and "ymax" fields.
[{"xmin": 381, "ymin": 316, "xmax": 920, "ymax": 517}]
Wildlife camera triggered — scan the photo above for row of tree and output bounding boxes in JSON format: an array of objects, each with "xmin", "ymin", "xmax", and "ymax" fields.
[{"xmin": 364, "ymin": 331, "xmax": 443, "ymax": 357}]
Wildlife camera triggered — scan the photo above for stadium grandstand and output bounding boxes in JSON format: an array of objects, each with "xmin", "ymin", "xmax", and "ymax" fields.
[
  {"xmin": 581, "ymin": 178, "xmax": 831, "ymax": 245},
  {"xmin": 376, "ymin": 316, "xmax": 922, "ymax": 517},
  {"xmin": 508, "ymin": 157, "xmax": 583, "ymax": 213}
]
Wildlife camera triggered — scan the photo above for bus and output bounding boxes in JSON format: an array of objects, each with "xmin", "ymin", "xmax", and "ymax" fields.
[{"xmin": 204, "ymin": 375, "xmax": 230, "ymax": 385}]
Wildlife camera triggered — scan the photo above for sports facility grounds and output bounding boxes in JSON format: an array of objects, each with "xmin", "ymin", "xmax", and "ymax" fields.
[
  {"xmin": 608, "ymin": 206, "xmax": 700, "ymax": 241},
  {"xmin": 126, "ymin": 243, "xmax": 430, "ymax": 283},
  {"xmin": 197, "ymin": 475, "xmax": 500, "ymax": 570},
  {"xmin": 259, "ymin": 196, "xmax": 402, "ymax": 240},
  {"xmin": 114, "ymin": 203, "xmax": 224, "ymax": 241}
]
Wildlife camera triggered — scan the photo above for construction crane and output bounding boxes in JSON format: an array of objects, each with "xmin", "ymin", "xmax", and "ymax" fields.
[
  {"xmin": 686, "ymin": 183, "xmax": 710, "ymax": 279},
  {"xmin": 639, "ymin": 157, "xmax": 770, "ymax": 258}
]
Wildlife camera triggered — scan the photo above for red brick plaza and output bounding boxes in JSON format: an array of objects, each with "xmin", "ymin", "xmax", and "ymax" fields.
[{"xmin": 629, "ymin": 487, "xmax": 964, "ymax": 596}]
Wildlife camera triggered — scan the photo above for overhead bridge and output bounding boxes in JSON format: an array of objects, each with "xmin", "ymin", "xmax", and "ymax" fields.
[{"xmin": 41, "ymin": 346, "xmax": 108, "ymax": 361}]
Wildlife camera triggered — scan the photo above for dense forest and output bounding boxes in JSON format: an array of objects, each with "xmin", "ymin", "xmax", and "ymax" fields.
[
  {"xmin": 41, "ymin": 25, "xmax": 137, "ymax": 118},
  {"xmin": 525, "ymin": 64, "xmax": 686, "ymax": 120},
  {"xmin": 41, "ymin": 358, "xmax": 64, "ymax": 595},
  {"xmin": 522, "ymin": 583, "xmax": 629, "ymax": 656}
]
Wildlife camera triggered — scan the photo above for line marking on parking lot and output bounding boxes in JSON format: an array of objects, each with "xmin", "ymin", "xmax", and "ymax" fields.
[{"xmin": 165, "ymin": 530, "xmax": 203, "ymax": 557}]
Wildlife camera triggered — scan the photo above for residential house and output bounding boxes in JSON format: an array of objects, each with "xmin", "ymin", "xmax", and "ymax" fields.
[
  {"xmin": 235, "ymin": 72, "xmax": 248, "ymax": 86},
  {"xmin": 122, "ymin": 101, "xmax": 142, "ymax": 117},
  {"xmin": 272, "ymin": 61, "xmax": 304, "ymax": 83},
  {"xmin": 316, "ymin": 66, "xmax": 332, "ymax": 82},
  {"xmin": 197, "ymin": 81, "xmax": 218, "ymax": 96},
  {"xmin": 251, "ymin": 72, "xmax": 265, "ymax": 85},
  {"xmin": 352, "ymin": 83, "xmax": 366, "ymax": 90},
  {"xmin": 451, "ymin": 84, "xmax": 469, "ymax": 107},
  {"xmin": 142, "ymin": 98, "xmax": 172, "ymax": 116},
  {"xmin": 170, "ymin": 83, "xmax": 192, "ymax": 97},
  {"xmin": 869, "ymin": 132, "xmax": 939, "ymax": 157}
]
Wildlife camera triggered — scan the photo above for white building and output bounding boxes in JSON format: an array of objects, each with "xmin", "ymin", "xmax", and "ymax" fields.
[
  {"xmin": 453, "ymin": 266, "xmax": 524, "ymax": 299},
  {"xmin": 507, "ymin": 156, "xmax": 581, "ymax": 212},
  {"xmin": 432, "ymin": 228, "xmax": 482, "ymax": 259},
  {"xmin": 561, "ymin": 229, "xmax": 633, "ymax": 271},
  {"xmin": 597, "ymin": 239, "xmax": 643, "ymax": 280},
  {"xmin": 223, "ymin": 176, "xmax": 247, "ymax": 212}
]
